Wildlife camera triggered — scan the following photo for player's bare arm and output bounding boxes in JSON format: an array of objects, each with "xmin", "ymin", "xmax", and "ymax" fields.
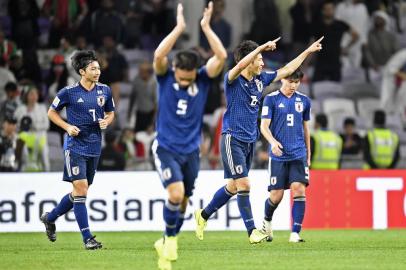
[
  {"xmin": 98, "ymin": 111, "xmax": 115, "ymax": 130},
  {"xmin": 48, "ymin": 108, "xmax": 80, "ymax": 137},
  {"xmin": 260, "ymin": 118, "xmax": 283, "ymax": 156},
  {"xmin": 303, "ymin": 120, "xmax": 311, "ymax": 166},
  {"xmin": 153, "ymin": 3, "xmax": 186, "ymax": 75},
  {"xmin": 228, "ymin": 37, "xmax": 280, "ymax": 82},
  {"xmin": 274, "ymin": 36, "xmax": 324, "ymax": 82},
  {"xmin": 201, "ymin": 1, "xmax": 227, "ymax": 78}
]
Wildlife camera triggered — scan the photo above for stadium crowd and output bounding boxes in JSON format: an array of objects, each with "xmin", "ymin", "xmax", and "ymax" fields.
[{"xmin": 0, "ymin": 0, "xmax": 405, "ymax": 172}]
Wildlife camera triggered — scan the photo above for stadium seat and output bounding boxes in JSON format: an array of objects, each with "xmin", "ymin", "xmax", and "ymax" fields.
[
  {"xmin": 357, "ymin": 98, "xmax": 381, "ymax": 128},
  {"xmin": 341, "ymin": 66, "xmax": 365, "ymax": 83},
  {"xmin": 48, "ymin": 145, "xmax": 64, "ymax": 171},
  {"xmin": 386, "ymin": 113, "xmax": 403, "ymax": 130},
  {"xmin": 342, "ymin": 81, "xmax": 379, "ymax": 100},
  {"xmin": 297, "ymin": 82, "xmax": 310, "ymax": 97},
  {"xmin": 117, "ymin": 97, "xmax": 130, "ymax": 129},
  {"xmin": 312, "ymin": 81, "xmax": 343, "ymax": 101},
  {"xmin": 322, "ymin": 98, "xmax": 356, "ymax": 131}
]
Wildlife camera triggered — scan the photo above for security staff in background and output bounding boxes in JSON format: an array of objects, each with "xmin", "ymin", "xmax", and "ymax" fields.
[
  {"xmin": 310, "ymin": 113, "xmax": 342, "ymax": 169},
  {"xmin": 363, "ymin": 110, "xmax": 400, "ymax": 169}
]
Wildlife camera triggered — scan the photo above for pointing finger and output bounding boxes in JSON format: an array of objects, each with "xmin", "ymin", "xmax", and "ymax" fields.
[
  {"xmin": 272, "ymin": 37, "xmax": 281, "ymax": 43},
  {"xmin": 316, "ymin": 36, "xmax": 324, "ymax": 43}
]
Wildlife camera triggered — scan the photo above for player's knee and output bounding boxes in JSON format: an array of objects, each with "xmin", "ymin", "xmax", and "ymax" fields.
[
  {"xmin": 168, "ymin": 192, "xmax": 184, "ymax": 204},
  {"xmin": 270, "ymin": 190, "xmax": 284, "ymax": 204},
  {"xmin": 291, "ymin": 183, "xmax": 305, "ymax": 197},
  {"xmin": 72, "ymin": 181, "xmax": 88, "ymax": 196},
  {"xmin": 226, "ymin": 180, "xmax": 237, "ymax": 194},
  {"xmin": 235, "ymin": 178, "xmax": 250, "ymax": 192}
]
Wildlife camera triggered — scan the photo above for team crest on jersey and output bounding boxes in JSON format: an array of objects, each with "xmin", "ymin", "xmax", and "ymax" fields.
[
  {"xmin": 72, "ymin": 166, "xmax": 80, "ymax": 176},
  {"xmin": 97, "ymin": 95, "xmax": 105, "ymax": 107},
  {"xmin": 295, "ymin": 102, "xmax": 303, "ymax": 113},
  {"xmin": 255, "ymin": 79, "xmax": 263, "ymax": 92},
  {"xmin": 187, "ymin": 83, "xmax": 199, "ymax": 96}
]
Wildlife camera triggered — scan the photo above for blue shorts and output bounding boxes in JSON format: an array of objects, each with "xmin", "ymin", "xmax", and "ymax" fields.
[
  {"xmin": 268, "ymin": 158, "xmax": 309, "ymax": 191},
  {"xmin": 63, "ymin": 150, "xmax": 99, "ymax": 185},
  {"xmin": 221, "ymin": 134, "xmax": 254, "ymax": 180},
  {"xmin": 152, "ymin": 142, "xmax": 200, "ymax": 197}
]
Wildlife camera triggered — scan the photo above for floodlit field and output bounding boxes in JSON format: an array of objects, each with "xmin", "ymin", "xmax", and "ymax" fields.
[{"xmin": 0, "ymin": 230, "xmax": 405, "ymax": 270}]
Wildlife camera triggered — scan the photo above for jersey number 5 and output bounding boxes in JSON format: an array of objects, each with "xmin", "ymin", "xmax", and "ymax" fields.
[
  {"xmin": 176, "ymin": 99, "xmax": 188, "ymax": 115},
  {"xmin": 287, "ymin": 114, "xmax": 294, "ymax": 126}
]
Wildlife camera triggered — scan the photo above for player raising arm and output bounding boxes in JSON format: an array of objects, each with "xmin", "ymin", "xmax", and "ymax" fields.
[
  {"xmin": 194, "ymin": 37, "xmax": 323, "ymax": 244},
  {"xmin": 41, "ymin": 50, "xmax": 115, "ymax": 250},
  {"xmin": 152, "ymin": 2, "xmax": 227, "ymax": 270}
]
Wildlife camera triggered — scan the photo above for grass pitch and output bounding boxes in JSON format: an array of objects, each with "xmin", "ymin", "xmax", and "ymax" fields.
[{"xmin": 0, "ymin": 230, "xmax": 405, "ymax": 270}]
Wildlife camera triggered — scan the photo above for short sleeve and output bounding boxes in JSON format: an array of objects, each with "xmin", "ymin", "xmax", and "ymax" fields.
[
  {"xmin": 261, "ymin": 71, "xmax": 277, "ymax": 86},
  {"xmin": 198, "ymin": 66, "xmax": 210, "ymax": 82},
  {"xmin": 261, "ymin": 95, "xmax": 274, "ymax": 119},
  {"xmin": 223, "ymin": 71, "xmax": 238, "ymax": 89},
  {"xmin": 105, "ymin": 87, "xmax": 115, "ymax": 112},
  {"xmin": 155, "ymin": 69, "xmax": 171, "ymax": 84},
  {"xmin": 50, "ymin": 88, "xmax": 69, "ymax": 111},
  {"xmin": 303, "ymin": 97, "xmax": 311, "ymax": 121}
]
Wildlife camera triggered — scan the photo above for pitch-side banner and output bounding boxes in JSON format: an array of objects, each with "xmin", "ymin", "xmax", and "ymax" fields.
[{"xmin": 0, "ymin": 170, "xmax": 405, "ymax": 232}]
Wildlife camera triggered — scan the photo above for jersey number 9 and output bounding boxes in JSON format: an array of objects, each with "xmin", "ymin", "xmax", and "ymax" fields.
[{"xmin": 287, "ymin": 114, "xmax": 294, "ymax": 126}]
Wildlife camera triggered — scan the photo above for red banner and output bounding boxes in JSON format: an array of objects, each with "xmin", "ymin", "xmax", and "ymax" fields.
[{"xmin": 304, "ymin": 170, "xmax": 406, "ymax": 229}]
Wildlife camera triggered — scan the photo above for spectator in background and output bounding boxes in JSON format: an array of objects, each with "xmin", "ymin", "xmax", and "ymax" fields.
[
  {"xmin": 18, "ymin": 116, "xmax": 48, "ymax": 172},
  {"xmin": 98, "ymin": 35, "xmax": 129, "ymax": 107},
  {"xmin": 310, "ymin": 113, "xmax": 343, "ymax": 169},
  {"xmin": 339, "ymin": 117, "xmax": 362, "ymax": 155},
  {"xmin": 290, "ymin": 0, "xmax": 312, "ymax": 58},
  {"xmin": 42, "ymin": 0, "xmax": 88, "ymax": 48},
  {"xmin": 141, "ymin": 0, "xmax": 175, "ymax": 50},
  {"xmin": 87, "ymin": 0, "xmax": 124, "ymax": 48},
  {"xmin": 128, "ymin": 61, "xmax": 156, "ymax": 132},
  {"xmin": 0, "ymin": 116, "xmax": 25, "ymax": 172},
  {"xmin": 45, "ymin": 54, "xmax": 75, "ymax": 103},
  {"xmin": 363, "ymin": 110, "xmax": 400, "ymax": 169},
  {"xmin": 380, "ymin": 49, "xmax": 406, "ymax": 113},
  {"xmin": 335, "ymin": 0, "xmax": 369, "ymax": 68},
  {"xmin": 312, "ymin": 0, "xmax": 359, "ymax": 82},
  {"xmin": 0, "ymin": 29, "xmax": 18, "ymax": 65},
  {"xmin": 134, "ymin": 123, "xmax": 155, "ymax": 170},
  {"xmin": 248, "ymin": 0, "xmax": 281, "ymax": 45},
  {"xmin": 0, "ymin": 57, "xmax": 17, "ymax": 102},
  {"xmin": 122, "ymin": 0, "xmax": 144, "ymax": 48},
  {"xmin": 364, "ymin": 11, "xmax": 399, "ymax": 72},
  {"xmin": 199, "ymin": 0, "xmax": 231, "ymax": 52},
  {"xmin": 8, "ymin": 0, "xmax": 40, "ymax": 49},
  {"xmin": 98, "ymin": 131, "xmax": 126, "ymax": 171},
  {"xmin": 8, "ymin": 50, "xmax": 42, "ymax": 87},
  {"xmin": 0, "ymin": 82, "xmax": 20, "ymax": 126},
  {"xmin": 14, "ymin": 85, "xmax": 49, "ymax": 134}
]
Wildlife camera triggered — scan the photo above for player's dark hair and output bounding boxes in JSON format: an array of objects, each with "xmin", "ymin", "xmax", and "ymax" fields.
[
  {"xmin": 234, "ymin": 40, "xmax": 259, "ymax": 63},
  {"xmin": 71, "ymin": 50, "xmax": 98, "ymax": 75},
  {"xmin": 285, "ymin": 68, "xmax": 304, "ymax": 81},
  {"xmin": 316, "ymin": 113, "xmax": 328, "ymax": 128},
  {"xmin": 373, "ymin": 110, "xmax": 386, "ymax": 127},
  {"xmin": 173, "ymin": 50, "xmax": 200, "ymax": 71}
]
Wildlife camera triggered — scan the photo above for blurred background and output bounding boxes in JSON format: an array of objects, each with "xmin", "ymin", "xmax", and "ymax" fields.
[{"xmin": 1, "ymin": 0, "xmax": 406, "ymax": 173}]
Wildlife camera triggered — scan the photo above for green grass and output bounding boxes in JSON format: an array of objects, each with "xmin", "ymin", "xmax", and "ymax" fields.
[{"xmin": 1, "ymin": 230, "xmax": 405, "ymax": 270}]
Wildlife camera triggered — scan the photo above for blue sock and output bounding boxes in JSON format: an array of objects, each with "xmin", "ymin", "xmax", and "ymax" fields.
[
  {"xmin": 73, "ymin": 196, "xmax": 92, "ymax": 242},
  {"xmin": 292, "ymin": 196, "xmax": 306, "ymax": 233},
  {"xmin": 47, "ymin": 193, "xmax": 74, "ymax": 222},
  {"xmin": 175, "ymin": 211, "xmax": 185, "ymax": 234},
  {"xmin": 163, "ymin": 200, "xmax": 180, "ymax": 237},
  {"xmin": 237, "ymin": 191, "xmax": 256, "ymax": 236},
  {"xmin": 264, "ymin": 198, "xmax": 279, "ymax": 221},
  {"xmin": 202, "ymin": 186, "xmax": 234, "ymax": 220}
]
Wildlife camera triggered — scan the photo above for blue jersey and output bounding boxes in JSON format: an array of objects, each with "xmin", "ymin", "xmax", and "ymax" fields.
[
  {"xmin": 261, "ymin": 90, "xmax": 311, "ymax": 161},
  {"xmin": 155, "ymin": 67, "xmax": 211, "ymax": 154},
  {"xmin": 222, "ymin": 71, "xmax": 277, "ymax": 143},
  {"xmin": 50, "ymin": 82, "xmax": 115, "ymax": 157}
]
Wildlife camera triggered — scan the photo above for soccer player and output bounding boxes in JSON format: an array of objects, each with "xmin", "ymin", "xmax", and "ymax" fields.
[
  {"xmin": 194, "ymin": 37, "xmax": 323, "ymax": 243},
  {"xmin": 260, "ymin": 68, "xmax": 311, "ymax": 243},
  {"xmin": 152, "ymin": 2, "xmax": 227, "ymax": 269},
  {"xmin": 40, "ymin": 50, "xmax": 115, "ymax": 249}
]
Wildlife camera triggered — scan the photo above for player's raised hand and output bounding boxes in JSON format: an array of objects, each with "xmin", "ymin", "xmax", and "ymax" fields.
[
  {"xmin": 271, "ymin": 140, "xmax": 283, "ymax": 156},
  {"xmin": 261, "ymin": 37, "xmax": 281, "ymax": 52},
  {"xmin": 176, "ymin": 3, "xmax": 186, "ymax": 31},
  {"xmin": 306, "ymin": 36, "xmax": 324, "ymax": 53},
  {"xmin": 200, "ymin": 1, "xmax": 213, "ymax": 30},
  {"xmin": 67, "ymin": 125, "xmax": 80, "ymax": 136}
]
